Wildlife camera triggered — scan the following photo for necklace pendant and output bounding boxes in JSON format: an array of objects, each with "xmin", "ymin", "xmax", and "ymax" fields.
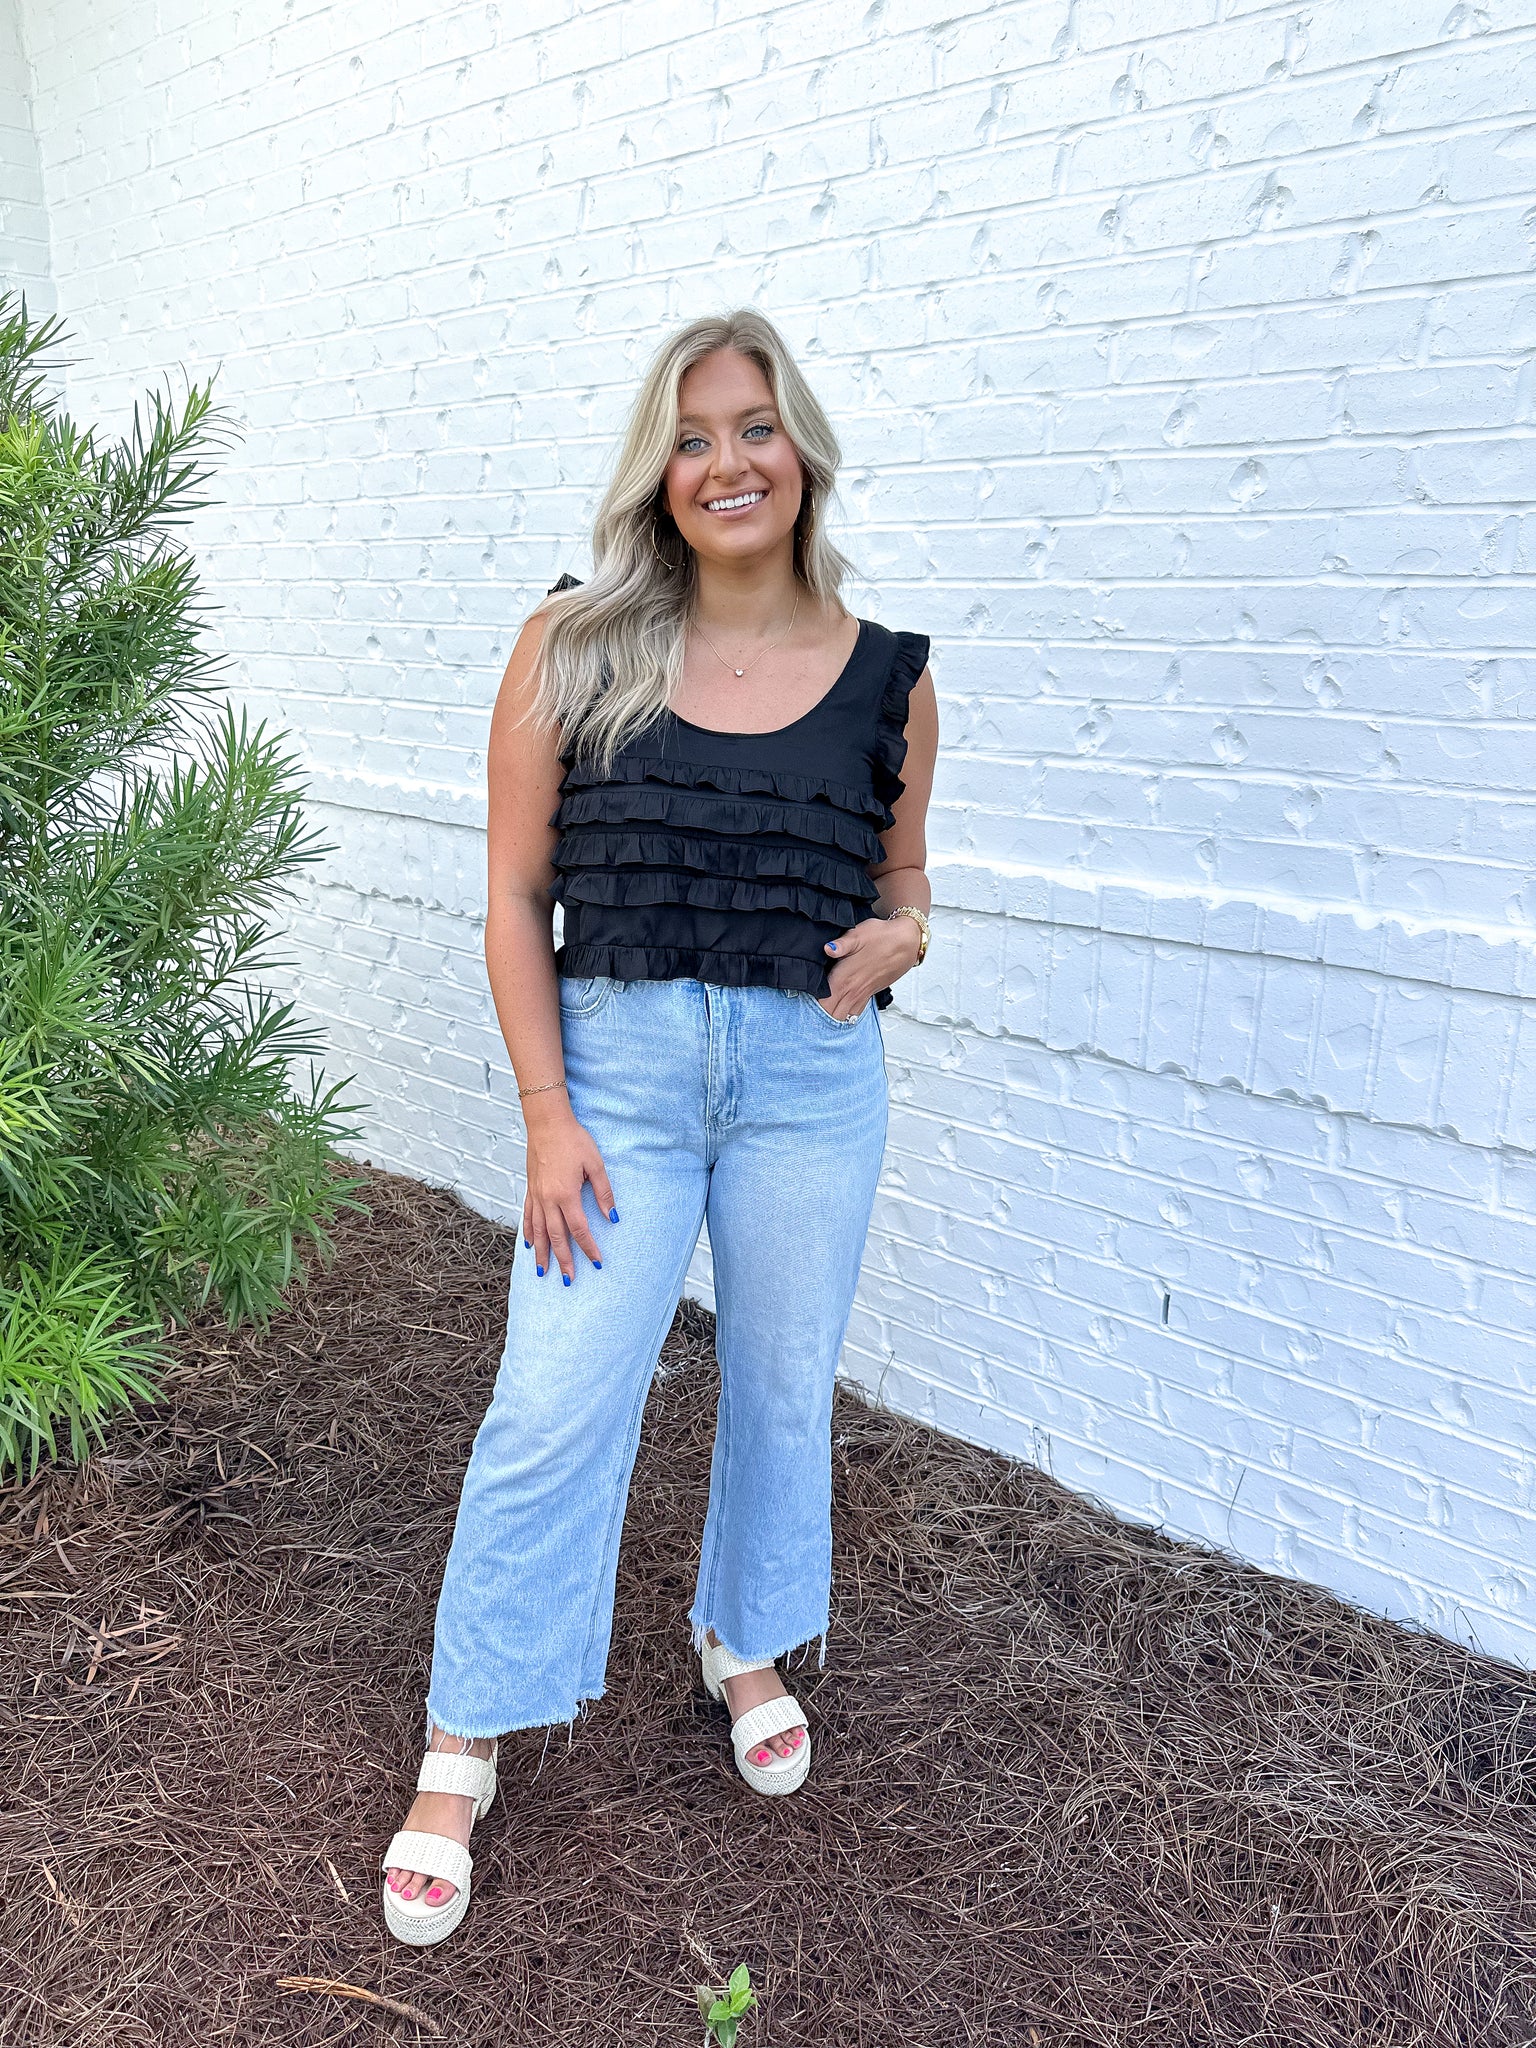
[{"xmin": 734, "ymin": 667, "xmax": 744, "ymax": 677}]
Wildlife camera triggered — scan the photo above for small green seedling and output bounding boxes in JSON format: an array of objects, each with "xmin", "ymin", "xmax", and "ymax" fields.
[{"xmin": 696, "ymin": 1964, "xmax": 757, "ymax": 2046}]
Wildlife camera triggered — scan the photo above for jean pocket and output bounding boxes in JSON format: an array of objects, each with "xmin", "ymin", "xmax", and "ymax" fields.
[
  {"xmin": 558, "ymin": 974, "xmax": 618, "ymax": 1019},
  {"xmin": 798, "ymin": 988, "xmax": 868, "ymax": 1029}
]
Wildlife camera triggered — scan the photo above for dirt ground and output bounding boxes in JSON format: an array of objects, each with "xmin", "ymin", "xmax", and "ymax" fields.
[{"xmin": 2, "ymin": 1167, "xmax": 1533, "ymax": 2047}]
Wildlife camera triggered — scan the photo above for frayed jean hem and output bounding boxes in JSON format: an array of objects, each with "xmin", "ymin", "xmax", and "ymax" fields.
[
  {"xmin": 688, "ymin": 1612, "xmax": 828, "ymax": 1671},
  {"xmin": 422, "ymin": 1686, "xmax": 605, "ymax": 1744}
]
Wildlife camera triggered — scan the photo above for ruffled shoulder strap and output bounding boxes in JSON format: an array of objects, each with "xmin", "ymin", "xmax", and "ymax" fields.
[{"xmin": 870, "ymin": 626, "xmax": 930, "ymax": 822}]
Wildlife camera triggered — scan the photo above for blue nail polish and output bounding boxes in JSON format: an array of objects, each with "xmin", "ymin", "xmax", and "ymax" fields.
[
  {"xmin": 593, "ymin": 1259, "xmax": 602, "ymax": 1269},
  {"xmin": 826, "ymin": 941, "xmax": 838, "ymax": 952},
  {"xmin": 523, "ymin": 1238, "xmax": 531, "ymax": 1248},
  {"xmin": 562, "ymin": 1273, "xmax": 571, "ymax": 1286},
  {"xmin": 536, "ymin": 1264, "xmax": 544, "ymax": 1276},
  {"xmin": 609, "ymin": 1208, "xmax": 619, "ymax": 1222}
]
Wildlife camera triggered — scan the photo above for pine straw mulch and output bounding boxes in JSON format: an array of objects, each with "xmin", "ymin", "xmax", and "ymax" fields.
[{"xmin": 1, "ymin": 1169, "xmax": 1534, "ymax": 2048}]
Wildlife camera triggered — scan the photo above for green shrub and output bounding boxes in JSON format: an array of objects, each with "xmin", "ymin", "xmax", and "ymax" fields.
[{"xmin": 0, "ymin": 293, "xmax": 362, "ymax": 1478}]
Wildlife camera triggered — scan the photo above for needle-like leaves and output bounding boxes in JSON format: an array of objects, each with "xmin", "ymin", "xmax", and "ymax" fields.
[{"xmin": 0, "ymin": 293, "xmax": 364, "ymax": 1480}]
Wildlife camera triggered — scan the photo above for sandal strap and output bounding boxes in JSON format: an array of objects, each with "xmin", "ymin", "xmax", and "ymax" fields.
[
  {"xmin": 731, "ymin": 1695, "xmax": 806, "ymax": 1757},
  {"xmin": 417, "ymin": 1749, "xmax": 497, "ymax": 1802},
  {"xmin": 381, "ymin": 1829, "xmax": 472, "ymax": 1890},
  {"xmin": 704, "ymin": 1641, "xmax": 776, "ymax": 1685}
]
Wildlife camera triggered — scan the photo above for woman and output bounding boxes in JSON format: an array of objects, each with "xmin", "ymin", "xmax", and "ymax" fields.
[{"xmin": 382, "ymin": 308, "xmax": 937, "ymax": 1945}]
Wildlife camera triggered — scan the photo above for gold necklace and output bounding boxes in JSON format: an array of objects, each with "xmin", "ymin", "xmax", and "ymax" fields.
[{"xmin": 692, "ymin": 592, "xmax": 801, "ymax": 679}]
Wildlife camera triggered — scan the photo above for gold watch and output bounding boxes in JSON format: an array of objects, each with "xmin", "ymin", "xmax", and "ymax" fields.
[{"xmin": 887, "ymin": 904, "xmax": 930, "ymax": 964}]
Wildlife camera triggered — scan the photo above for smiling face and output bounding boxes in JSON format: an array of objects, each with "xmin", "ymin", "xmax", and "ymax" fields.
[{"xmin": 661, "ymin": 348, "xmax": 807, "ymax": 570}]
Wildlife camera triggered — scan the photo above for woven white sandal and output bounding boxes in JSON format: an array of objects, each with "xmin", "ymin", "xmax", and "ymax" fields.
[
  {"xmin": 701, "ymin": 1640, "xmax": 811, "ymax": 1797},
  {"xmin": 380, "ymin": 1739, "xmax": 498, "ymax": 1946}
]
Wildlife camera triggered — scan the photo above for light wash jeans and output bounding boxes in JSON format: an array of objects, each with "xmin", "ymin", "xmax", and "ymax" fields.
[{"xmin": 425, "ymin": 974, "xmax": 889, "ymax": 1738}]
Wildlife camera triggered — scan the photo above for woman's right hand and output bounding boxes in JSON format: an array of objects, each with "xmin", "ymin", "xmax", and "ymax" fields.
[{"xmin": 521, "ymin": 1094, "xmax": 617, "ymax": 1284}]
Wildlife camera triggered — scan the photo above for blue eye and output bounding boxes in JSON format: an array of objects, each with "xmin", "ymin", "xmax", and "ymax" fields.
[
  {"xmin": 678, "ymin": 435, "xmax": 707, "ymax": 455},
  {"xmin": 744, "ymin": 422, "xmax": 773, "ymax": 439}
]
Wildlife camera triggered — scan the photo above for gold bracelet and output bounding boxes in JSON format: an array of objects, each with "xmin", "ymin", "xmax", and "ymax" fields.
[
  {"xmin": 887, "ymin": 904, "xmax": 930, "ymax": 964},
  {"xmin": 518, "ymin": 1078, "xmax": 568, "ymax": 1100}
]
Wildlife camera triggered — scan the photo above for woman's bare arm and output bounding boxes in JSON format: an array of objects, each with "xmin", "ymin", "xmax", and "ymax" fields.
[{"xmin": 485, "ymin": 612, "xmax": 616, "ymax": 1283}]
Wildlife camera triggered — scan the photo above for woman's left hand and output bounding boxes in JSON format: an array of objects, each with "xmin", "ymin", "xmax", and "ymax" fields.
[{"xmin": 820, "ymin": 915, "xmax": 923, "ymax": 1021}]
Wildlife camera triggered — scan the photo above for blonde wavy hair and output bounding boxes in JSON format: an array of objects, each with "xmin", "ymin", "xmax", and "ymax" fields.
[{"xmin": 529, "ymin": 309, "xmax": 853, "ymax": 769}]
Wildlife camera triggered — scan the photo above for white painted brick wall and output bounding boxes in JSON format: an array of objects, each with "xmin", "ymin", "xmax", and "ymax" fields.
[
  {"xmin": 11, "ymin": 0, "xmax": 1536, "ymax": 1661},
  {"xmin": 0, "ymin": 0, "xmax": 49, "ymax": 310}
]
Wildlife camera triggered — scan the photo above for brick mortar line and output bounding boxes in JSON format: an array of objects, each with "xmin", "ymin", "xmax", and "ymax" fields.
[
  {"xmin": 937, "ymin": 826, "xmax": 1526, "ymax": 862},
  {"xmin": 200, "ymin": 495, "xmax": 1536, "ymax": 522},
  {"xmin": 866, "ymin": 1204, "xmax": 1504, "ymax": 1359},
  {"xmin": 626, "ymin": 629, "xmax": 1529, "ymax": 654},
  {"xmin": 413, "ymin": 256, "xmax": 1536, "ymax": 326},
  {"xmin": 97, "ymin": 255, "xmax": 1536, "ymax": 349},
  {"xmin": 906, "ymin": 1019, "xmax": 1529, "ymax": 1148},
  {"xmin": 240, "ymin": 644, "xmax": 1534, "ymax": 681},
  {"xmin": 864, "ymin": 1386, "xmax": 1535, "ymax": 1554},
  {"xmin": 944, "ymin": 753, "xmax": 1526, "ymax": 782},
  {"xmin": 888, "ymin": 1015, "xmax": 1536, "ymax": 1163},
  {"xmin": 933, "ymin": 872, "xmax": 1536, "ymax": 950},
  {"xmin": 884, "ymin": 1107, "xmax": 1524, "ymax": 1263},
  {"xmin": 229, "ymin": 673, "xmax": 1528, "ymax": 714},
  {"xmin": 190, "ymin": 440, "xmax": 1536, "ymax": 474},
  {"xmin": 327, "ymin": 364, "xmax": 1536, "ymax": 405},
  {"xmin": 856, "ymin": 1283, "xmax": 1533, "ymax": 1486},
  {"xmin": 864, "ymin": 1197, "xmax": 1511, "ymax": 1339},
  {"xmin": 196, "ymin": 444, "xmax": 1536, "ymax": 475},
  {"xmin": 212, "ymin": 381, "xmax": 1536, "ymax": 430},
  {"xmin": 842, "ymin": 1351, "xmax": 1533, "ymax": 1585},
  {"xmin": 201, "ymin": 513, "xmax": 1536, "ymax": 544},
  {"xmin": 885, "ymin": 1087, "xmax": 1518, "ymax": 1206},
  {"xmin": 242, "ymin": 694, "xmax": 1536, "ymax": 740},
  {"xmin": 80, "ymin": 129, "xmax": 1536, "ymax": 289},
  {"xmin": 876, "ymin": 1229, "xmax": 1524, "ymax": 1367},
  {"xmin": 267, "ymin": 748, "xmax": 1536, "ymax": 801}
]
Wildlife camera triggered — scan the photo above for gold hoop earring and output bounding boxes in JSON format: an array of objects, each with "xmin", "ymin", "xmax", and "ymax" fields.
[{"xmin": 650, "ymin": 521, "xmax": 672, "ymax": 569}]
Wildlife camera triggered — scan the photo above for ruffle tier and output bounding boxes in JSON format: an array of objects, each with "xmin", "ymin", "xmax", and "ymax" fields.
[
  {"xmin": 558, "ymin": 752, "xmax": 888, "ymax": 826},
  {"xmin": 553, "ymin": 784, "xmax": 883, "ymax": 862},
  {"xmin": 551, "ymin": 827, "xmax": 878, "ymax": 900},
  {"xmin": 554, "ymin": 868, "xmax": 874, "ymax": 926}
]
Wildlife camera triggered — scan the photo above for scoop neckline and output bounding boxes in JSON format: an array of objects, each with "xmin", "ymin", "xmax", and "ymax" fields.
[{"xmin": 666, "ymin": 617, "xmax": 868, "ymax": 740}]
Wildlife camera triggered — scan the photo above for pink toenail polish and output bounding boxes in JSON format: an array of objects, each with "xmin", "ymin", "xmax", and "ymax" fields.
[{"xmin": 427, "ymin": 1888, "xmax": 441, "ymax": 1903}]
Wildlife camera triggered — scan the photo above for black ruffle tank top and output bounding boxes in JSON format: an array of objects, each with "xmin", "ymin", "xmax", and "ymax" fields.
[{"xmin": 550, "ymin": 618, "xmax": 928, "ymax": 1007}]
